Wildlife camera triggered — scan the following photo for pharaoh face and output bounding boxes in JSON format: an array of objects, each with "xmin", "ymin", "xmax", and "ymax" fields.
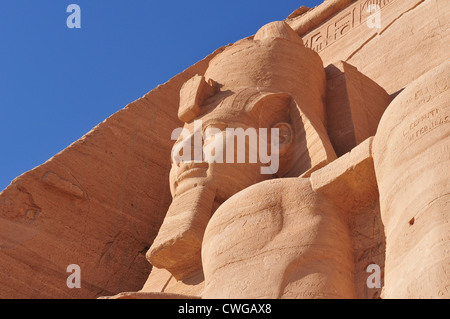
[
  {"xmin": 147, "ymin": 21, "xmax": 332, "ymax": 280},
  {"xmin": 169, "ymin": 84, "xmax": 294, "ymax": 204}
]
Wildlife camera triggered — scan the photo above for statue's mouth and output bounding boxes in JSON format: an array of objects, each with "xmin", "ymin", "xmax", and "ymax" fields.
[{"xmin": 176, "ymin": 162, "xmax": 208, "ymax": 182}]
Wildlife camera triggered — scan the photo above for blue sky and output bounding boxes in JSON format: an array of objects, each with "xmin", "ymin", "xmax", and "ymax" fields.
[{"xmin": 0, "ymin": 0, "xmax": 323, "ymax": 191}]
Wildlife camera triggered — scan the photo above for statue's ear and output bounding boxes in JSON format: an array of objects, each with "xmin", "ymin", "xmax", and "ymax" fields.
[
  {"xmin": 272, "ymin": 122, "xmax": 294, "ymax": 156},
  {"xmin": 178, "ymin": 75, "xmax": 217, "ymax": 123},
  {"xmin": 249, "ymin": 92, "xmax": 294, "ymax": 169},
  {"xmin": 249, "ymin": 91, "xmax": 293, "ymax": 124}
]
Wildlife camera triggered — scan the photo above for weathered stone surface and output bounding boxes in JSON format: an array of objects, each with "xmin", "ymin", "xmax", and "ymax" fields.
[
  {"xmin": 299, "ymin": 0, "xmax": 449, "ymax": 95},
  {"xmin": 287, "ymin": 0, "xmax": 354, "ymax": 36},
  {"xmin": 202, "ymin": 178, "xmax": 355, "ymax": 299},
  {"xmin": 141, "ymin": 267, "xmax": 204, "ymax": 296},
  {"xmin": 145, "ymin": 20, "xmax": 337, "ymax": 286},
  {"xmin": 0, "ymin": 46, "xmax": 227, "ymax": 298},
  {"xmin": 373, "ymin": 61, "xmax": 450, "ymax": 298},
  {"xmin": 325, "ymin": 62, "xmax": 392, "ymax": 156},
  {"xmin": 311, "ymin": 136, "xmax": 378, "ymax": 212},
  {"xmin": 310, "ymin": 137, "xmax": 385, "ymax": 299},
  {"xmin": 1, "ymin": 0, "xmax": 449, "ymax": 299},
  {"xmin": 100, "ymin": 291, "xmax": 200, "ymax": 299}
]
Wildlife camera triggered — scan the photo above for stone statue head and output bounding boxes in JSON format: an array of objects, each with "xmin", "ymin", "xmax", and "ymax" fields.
[{"xmin": 147, "ymin": 21, "xmax": 335, "ymax": 280}]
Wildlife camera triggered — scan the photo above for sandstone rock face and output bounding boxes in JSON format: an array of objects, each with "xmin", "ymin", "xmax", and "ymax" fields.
[
  {"xmin": 146, "ymin": 21, "xmax": 337, "ymax": 284},
  {"xmin": 203, "ymin": 21, "xmax": 337, "ymax": 174},
  {"xmin": 310, "ymin": 137, "xmax": 385, "ymax": 299},
  {"xmin": 142, "ymin": 1, "xmax": 449, "ymax": 299},
  {"xmin": 0, "ymin": 47, "xmax": 227, "ymax": 298},
  {"xmin": 293, "ymin": 0, "xmax": 450, "ymax": 95},
  {"xmin": 0, "ymin": 0, "xmax": 449, "ymax": 299},
  {"xmin": 202, "ymin": 178, "xmax": 355, "ymax": 299},
  {"xmin": 373, "ymin": 62, "xmax": 450, "ymax": 298},
  {"xmin": 325, "ymin": 61, "xmax": 392, "ymax": 156}
]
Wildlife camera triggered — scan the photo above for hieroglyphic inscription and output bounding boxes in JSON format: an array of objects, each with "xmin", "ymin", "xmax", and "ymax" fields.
[{"xmin": 304, "ymin": 0, "xmax": 394, "ymax": 52}]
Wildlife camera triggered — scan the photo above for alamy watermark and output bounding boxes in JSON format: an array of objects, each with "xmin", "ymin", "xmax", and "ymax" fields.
[
  {"xmin": 171, "ymin": 120, "xmax": 280, "ymax": 175},
  {"xmin": 66, "ymin": 4, "xmax": 81, "ymax": 29},
  {"xmin": 366, "ymin": 263, "xmax": 382, "ymax": 289},
  {"xmin": 66, "ymin": 264, "xmax": 81, "ymax": 289}
]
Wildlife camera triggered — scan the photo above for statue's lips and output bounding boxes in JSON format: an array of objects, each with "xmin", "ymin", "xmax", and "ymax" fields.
[{"xmin": 176, "ymin": 163, "xmax": 208, "ymax": 182}]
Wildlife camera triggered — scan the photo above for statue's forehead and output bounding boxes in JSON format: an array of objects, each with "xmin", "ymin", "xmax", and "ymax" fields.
[
  {"xmin": 178, "ymin": 71, "xmax": 278, "ymax": 124},
  {"xmin": 180, "ymin": 88, "xmax": 266, "ymax": 128}
]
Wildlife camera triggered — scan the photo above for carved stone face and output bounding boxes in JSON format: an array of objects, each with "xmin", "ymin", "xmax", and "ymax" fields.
[
  {"xmin": 147, "ymin": 86, "xmax": 294, "ymax": 280},
  {"xmin": 169, "ymin": 88, "xmax": 293, "ymax": 204},
  {"xmin": 147, "ymin": 21, "xmax": 332, "ymax": 280}
]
